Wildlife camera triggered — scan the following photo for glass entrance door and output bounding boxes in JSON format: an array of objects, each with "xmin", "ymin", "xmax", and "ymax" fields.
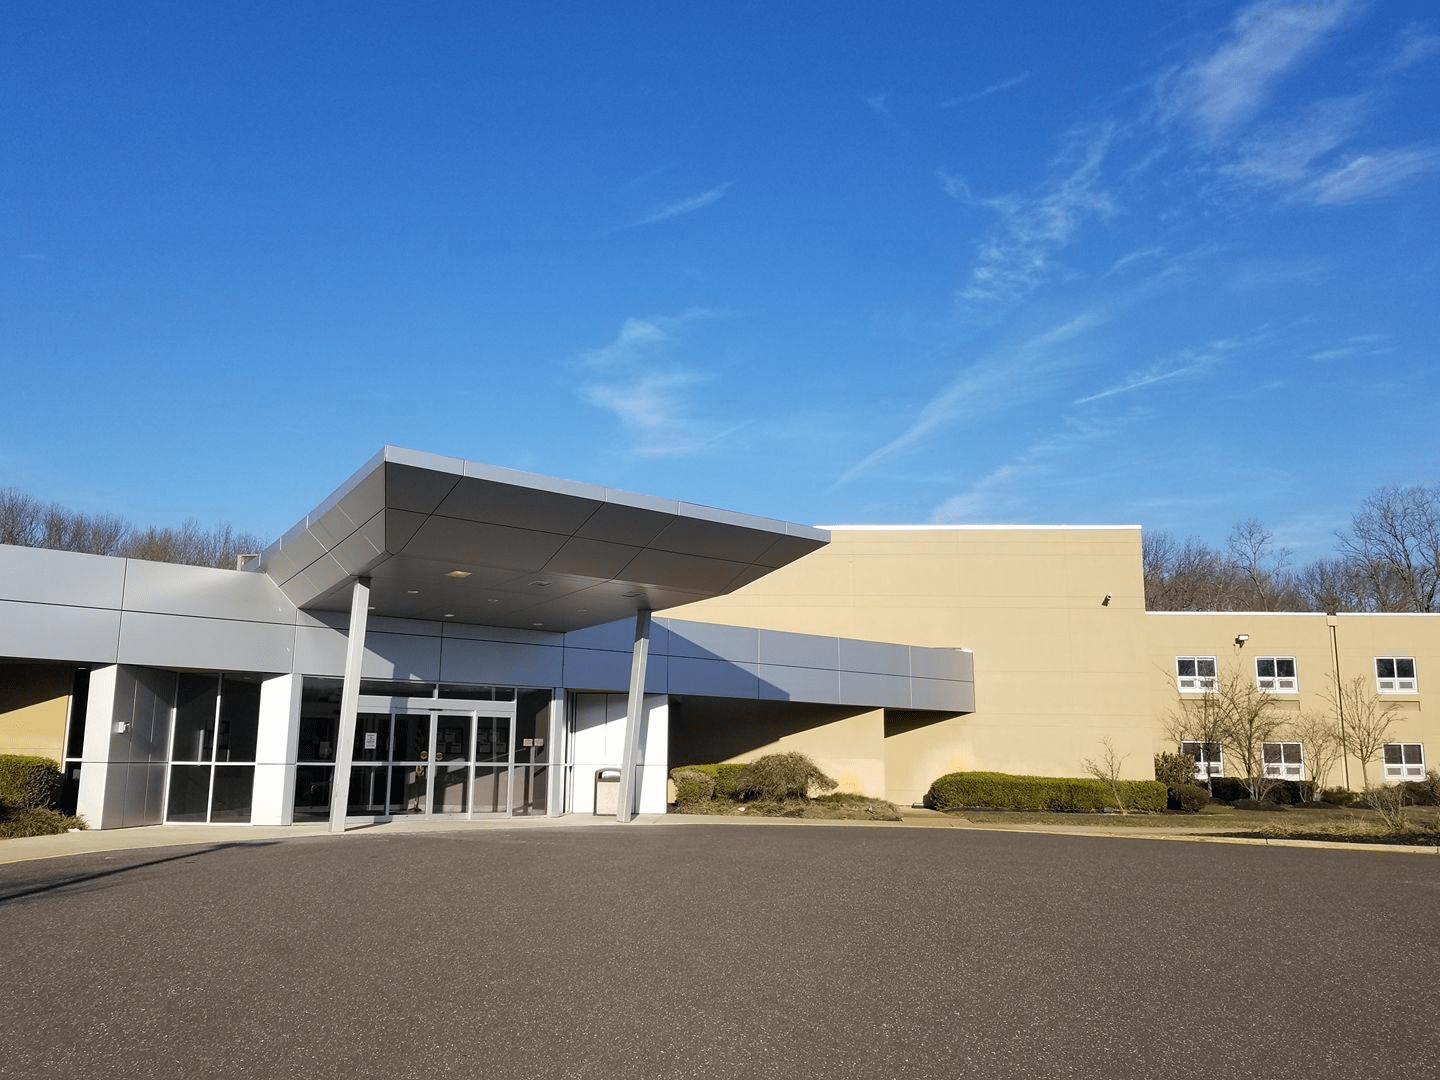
[{"xmin": 351, "ymin": 697, "xmax": 517, "ymax": 820}]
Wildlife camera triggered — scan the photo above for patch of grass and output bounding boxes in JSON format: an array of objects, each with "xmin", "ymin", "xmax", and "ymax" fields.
[{"xmin": 0, "ymin": 806, "xmax": 87, "ymax": 839}]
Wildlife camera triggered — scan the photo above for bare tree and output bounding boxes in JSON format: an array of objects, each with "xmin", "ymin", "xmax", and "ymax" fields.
[
  {"xmin": 1337, "ymin": 484, "xmax": 1440, "ymax": 612},
  {"xmin": 1227, "ymin": 517, "xmax": 1292, "ymax": 611},
  {"xmin": 1082, "ymin": 737, "xmax": 1130, "ymax": 815},
  {"xmin": 1166, "ymin": 667, "xmax": 1289, "ymax": 799},
  {"xmin": 1329, "ymin": 674, "xmax": 1404, "ymax": 788},
  {"xmin": 1288, "ymin": 710, "xmax": 1341, "ymax": 799},
  {"xmin": 1295, "ymin": 556, "xmax": 1370, "ymax": 613},
  {"xmin": 0, "ymin": 486, "xmax": 265, "ymax": 570}
]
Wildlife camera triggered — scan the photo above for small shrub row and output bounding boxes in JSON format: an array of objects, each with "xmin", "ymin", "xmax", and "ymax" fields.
[
  {"xmin": 0, "ymin": 755, "xmax": 61, "ymax": 810},
  {"xmin": 671, "ymin": 754, "xmax": 839, "ymax": 805},
  {"xmin": 1204, "ymin": 777, "xmax": 1316, "ymax": 805},
  {"xmin": 0, "ymin": 805, "xmax": 86, "ymax": 839},
  {"xmin": 923, "ymin": 771, "xmax": 1167, "ymax": 813},
  {"xmin": 1154, "ymin": 752, "xmax": 1198, "ymax": 790},
  {"xmin": 1168, "ymin": 783, "xmax": 1209, "ymax": 812}
]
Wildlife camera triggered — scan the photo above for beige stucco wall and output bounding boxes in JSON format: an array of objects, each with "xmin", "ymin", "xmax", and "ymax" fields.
[
  {"xmin": 669, "ymin": 526, "xmax": 1159, "ymax": 803},
  {"xmin": 1144, "ymin": 611, "xmax": 1438, "ymax": 789},
  {"xmin": 0, "ymin": 663, "xmax": 73, "ymax": 761}
]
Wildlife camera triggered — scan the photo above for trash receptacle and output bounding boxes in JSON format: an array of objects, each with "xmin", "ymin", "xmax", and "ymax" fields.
[{"xmin": 594, "ymin": 768, "xmax": 622, "ymax": 816}]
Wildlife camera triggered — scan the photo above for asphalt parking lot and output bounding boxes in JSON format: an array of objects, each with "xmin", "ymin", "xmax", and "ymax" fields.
[{"xmin": 3, "ymin": 824, "xmax": 1438, "ymax": 1079}]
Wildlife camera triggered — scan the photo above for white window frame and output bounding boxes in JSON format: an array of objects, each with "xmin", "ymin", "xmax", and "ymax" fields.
[
  {"xmin": 1383, "ymin": 742, "xmax": 1425, "ymax": 781},
  {"xmin": 1180, "ymin": 741, "xmax": 1223, "ymax": 779},
  {"xmin": 1262, "ymin": 741, "xmax": 1304, "ymax": 780},
  {"xmin": 1176, "ymin": 656, "xmax": 1217, "ymax": 692},
  {"xmin": 1255, "ymin": 656, "xmax": 1298, "ymax": 693},
  {"xmin": 1375, "ymin": 657, "xmax": 1418, "ymax": 694}
]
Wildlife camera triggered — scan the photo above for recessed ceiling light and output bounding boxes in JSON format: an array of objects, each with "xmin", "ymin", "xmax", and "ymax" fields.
[
  {"xmin": 443, "ymin": 613, "xmax": 455, "ymax": 618},
  {"xmin": 486, "ymin": 598, "xmax": 500, "ymax": 604},
  {"xmin": 445, "ymin": 570, "xmax": 472, "ymax": 578},
  {"xmin": 532, "ymin": 622, "xmax": 544, "ymax": 627},
  {"xmin": 406, "ymin": 589, "xmax": 420, "ymax": 595}
]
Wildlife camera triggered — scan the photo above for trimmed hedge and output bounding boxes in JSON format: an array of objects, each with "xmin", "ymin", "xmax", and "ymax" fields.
[
  {"xmin": 670, "ymin": 768, "xmax": 715, "ymax": 806},
  {"xmin": 1169, "ymin": 783, "xmax": 1209, "ymax": 812},
  {"xmin": 924, "ymin": 771, "xmax": 1167, "ymax": 813},
  {"xmin": 0, "ymin": 755, "xmax": 61, "ymax": 810},
  {"xmin": 672, "ymin": 763, "xmax": 749, "ymax": 799}
]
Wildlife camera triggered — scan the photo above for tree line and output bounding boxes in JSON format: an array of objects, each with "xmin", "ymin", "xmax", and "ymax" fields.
[
  {"xmin": 0, "ymin": 488, "xmax": 267, "ymax": 570},
  {"xmin": 1144, "ymin": 484, "xmax": 1440, "ymax": 613}
]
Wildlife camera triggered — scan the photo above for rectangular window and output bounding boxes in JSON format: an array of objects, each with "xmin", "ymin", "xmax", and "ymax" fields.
[
  {"xmin": 1180, "ymin": 741, "xmax": 1223, "ymax": 779},
  {"xmin": 1383, "ymin": 743, "xmax": 1425, "ymax": 781},
  {"xmin": 1262, "ymin": 741, "xmax": 1304, "ymax": 779},
  {"xmin": 1255, "ymin": 657, "xmax": 1298, "ymax": 692},
  {"xmin": 1176, "ymin": 656, "xmax": 1217, "ymax": 692},
  {"xmin": 1375, "ymin": 657, "xmax": 1418, "ymax": 694}
]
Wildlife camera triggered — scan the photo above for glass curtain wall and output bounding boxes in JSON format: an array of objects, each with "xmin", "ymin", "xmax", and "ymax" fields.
[
  {"xmin": 166, "ymin": 673, "xmax": 262, "ymax": 823},
  {"xmin": 293, "ymin": 680, "xmax": 552, "ymax": 822}
]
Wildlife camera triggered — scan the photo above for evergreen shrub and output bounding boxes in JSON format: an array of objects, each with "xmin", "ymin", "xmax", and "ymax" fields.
[
  {"xmin": 1168, "ymin": 783, "xmax": 1209, "ymax": 812},
  {"xmin": 0, "ymin": 755, "xmax": 61, "ymax": 810},
  {"xmin": 923, "ymin": 771, "xmax": 1166, "ymax": 812},
  {"xmin": 670, "ymin": 768, "xmax": 715, "ymax": 807}
]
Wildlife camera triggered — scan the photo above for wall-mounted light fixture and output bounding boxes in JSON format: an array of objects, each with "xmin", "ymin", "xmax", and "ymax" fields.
[
  {"xmin": 1102, "ymin": 594, "xmax": 1112, "ymax": 606},
  {"xmin": 1235, "ymin": 633, "xmax": 1250, "ymax": 646}
]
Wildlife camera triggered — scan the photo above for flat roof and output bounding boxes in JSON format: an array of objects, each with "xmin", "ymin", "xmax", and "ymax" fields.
[{"xmin": 260, "ymin": 447, "xmax": 829, "ymax": 632}]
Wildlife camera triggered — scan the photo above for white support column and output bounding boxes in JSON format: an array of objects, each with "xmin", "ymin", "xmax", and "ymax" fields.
[
  {"xmin": 615, "ymin": 609, "xmax": 651, "ymax": 823},
  {"xmin": 251, "ymin": 674, "xmax": 302, "ymax": 826},
  {"xmin": 546, "ymin": 686, "xmax": 565, "ymax": 818},
  {"xmin": 328, "ymin": 576, "xmax": 371, "ymax": 834},
  {"xmin": 75, "ymin": 665, "xmax": 121, "ymax": 829}
]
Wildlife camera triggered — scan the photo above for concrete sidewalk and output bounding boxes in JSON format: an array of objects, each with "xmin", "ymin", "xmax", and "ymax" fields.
[{"xmin": 5, "ymin": 805, "xmax": 1439, "ymax": 864}]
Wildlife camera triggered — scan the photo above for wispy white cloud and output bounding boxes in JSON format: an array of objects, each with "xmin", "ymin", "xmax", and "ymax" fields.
[
  {"xmin": 634, "ymin": 182, "xmax": 733, "ymax": 226},
  {"xmin": 928, "ymin": 418, "xmax": 1120, "ymax": 522},
  {"xmin": 940, "ymin": 71, "xmax": 1030, "ymax": 108},
  {"xmin": 835, "ymin": 308, "xmax": 1110, "ymax": 486},
  {"xmin": 864, "ymin": 93, "xmax": 892, "ymax": 119},
  {"xmin": 1387, "ymin": 22, "xmax": 1440, "ymax": 72},
  {"xmin": 954, "ymin": 128, "xmax": 1117, "ymax": 308},
  {"xmin": 1305, "ymin": 147, "xmax": 1440, "ymax": 204},
  {"xmin": 574, "ymin": 310, "xmax": 735, "ymax": 456},
  {"xmin": 1160, "ymin": 0, "xmax": 1360, "ymax": 143},
  {"xmin": 1307, "ymin": 333, "xmax": 1391, "ymax": 362},
  {"xmin": 1105, "ymin": 246, "xmax": 1165, "ymax": 277},
  {"xmin": 1074, "ymin": 335, "xmax": 1254, "ymax": 405}
]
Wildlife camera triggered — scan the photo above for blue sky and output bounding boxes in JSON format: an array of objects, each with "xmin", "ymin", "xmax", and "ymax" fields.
[{"xmin": 3, "ymin": 0, "xmax": 1437, "ymax": 558}]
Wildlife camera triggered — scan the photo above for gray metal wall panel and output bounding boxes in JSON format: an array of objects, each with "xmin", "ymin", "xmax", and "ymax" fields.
[
  {"xmin": 121, "ymin": 559, "xmax": 297, "ymax": 624},
  {"xmin": 668, "ymin": 655, "xmax": 760, "ymax": 698},
  {"xmin": 560, "ymin": 647, "xmax": 668, "ymax": 694},
  {"xmin": 293, "ymin": 625, "xmax": 346, "ymax": 677},
  {"xmin": 839, "ymin": 639, "xmax": 911, "ymax": 675},
  {"xmin": 755, "ymin": 663, "xmax": 841, "ymax": 704},
  {"xmin": 0, "ymin": 545, "xmax": 127, "ymax": 607},
  {"xmin": 839, "ymin": 671, "xmax": 913, "ymax": 709},
  {"xmin": 362, "ymin": 632, "xmax": 443, "ymax": 682},
  {"xmin": 758, "ymin": 629, "xmax": 840, "ymax": 671},
  {"xmin": 665, "ymin": 622, "xmax": 760, "ymax": 662},
  {"xmin": 438, "ymin": 637, "xmax": 564, "ymax": 688},
  {"xmin": 445, "ymin": 622, "xmax": 567, "ymax": 646},
  {"xmin": 0, "ymin": 600, "xmax": 121, "ymax": 663},
  {"xmin": 909, "ymin": 647, "xmax": 974, "ymax": 682},
  {"xmin": 142, "ymin": 762, "xmax": 167, "ymax": 823},
  {"xmin": 569, "ymin": 618, "xmax": 670, "ymax": 654},
  {"xmin": 117, "ymin": 612, "xmax": 296, "ymax": 673},
  {"xmin": 910, "ymin": 677, "xmax": 975, "ymax": 712}
]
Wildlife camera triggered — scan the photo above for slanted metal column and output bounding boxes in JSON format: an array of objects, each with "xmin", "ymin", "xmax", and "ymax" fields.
[
  {"xmin": 328, "ymin": 576, "xmax": 371, "ymax": 834},
  {"xmin": 615, "ymin": 608, "xmax": 652, "ymax": 823}
]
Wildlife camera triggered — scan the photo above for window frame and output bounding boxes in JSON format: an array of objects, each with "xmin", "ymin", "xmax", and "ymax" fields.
[
  {"xmin": 1382, "ymin": 742, "xmax": 1425, "ymax": 781},
  {"xmin": 1255, "ymin": 656, "xmax": 1298, "ymax": 693},
  {"xmin": 1176, "ymin": 656, "xmax": 1218, "ymax": 693},
  {"xmin": 1375, "ymin": 657, "xmax": 1418, "ymax": 694},
  {"xmin": 1262, "ymin": 741, "xmax": 1305, "ymax": 779},
  {"xmin": 1180, "ymin": 740, "xmax": 1223, "ymax": 779}
]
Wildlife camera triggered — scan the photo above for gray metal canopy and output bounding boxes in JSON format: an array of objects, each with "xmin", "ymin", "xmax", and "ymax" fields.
[{"xmin": 260, "ymin": 446, "xmax": 829, "ymax": 633}]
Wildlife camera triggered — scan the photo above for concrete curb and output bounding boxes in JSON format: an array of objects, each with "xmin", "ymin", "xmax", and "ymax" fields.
[{"xmin": 4, "ymin": 810, "xmax": 1437, "ymax": 867}]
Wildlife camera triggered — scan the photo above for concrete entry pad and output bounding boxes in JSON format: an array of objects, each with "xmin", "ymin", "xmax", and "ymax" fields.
[{"xmin": 3, "ymin": 826, "xmax": 1438, "ymax": 1079}]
